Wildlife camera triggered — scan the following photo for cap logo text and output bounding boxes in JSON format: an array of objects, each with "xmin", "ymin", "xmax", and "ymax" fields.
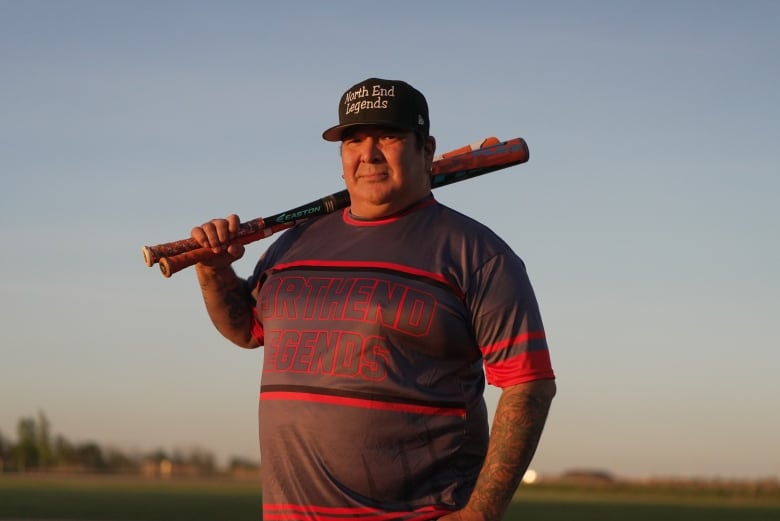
[{"xmin": 343, "ymin": 83, "xmax": 396, "ymax": 116}]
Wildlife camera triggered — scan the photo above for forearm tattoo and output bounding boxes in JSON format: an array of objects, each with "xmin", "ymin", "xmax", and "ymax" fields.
[
  {"xmin": 222, "ymin": 280, "xmax": 254, "ymax": 329},
  {"xmin": 468, "ymin": 384, "xmax": 553, "ymax": 521},
  {"xmin": 199, "ymin": 267, "xmax": 254, "ymax": 333}
]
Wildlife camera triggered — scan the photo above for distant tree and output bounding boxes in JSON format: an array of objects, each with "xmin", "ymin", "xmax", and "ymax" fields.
[
  {"xmin": 171, "ymin": 446, "xmax": 217, "ymax": 474},
  {"xmin": 228, "ymin": 456, "xmax": 259, "ymax": 471},
  {"xmin": 146, "ymin": 448, "xmax": 170, "ymax": 463},
  {"xmin": 75, "ymin": 442, "xmax": 106, "ymax": 470},
  {"xmin": 187, "ymin": 447, "xmax": 216, "ymax": 474},
  {"xmin": 104, "ymin": 447, "xmax": 139, "ymax": 473},
  {"xmin": 0, "ymin": 430, "xmax": 10, "ymax": 470},
  {"xmin": 4, "ymin": 412, "xmax": 234, "ymax": 475},
  {"xmin": 35, "ymin": 412, "xmax": 55, "ymax": 468},
  {"xmin": 53, "ymin": 434, "xmax": 77, "ymax": 467},
  {"xmin": 14, "ymin": 416, "xmax": 39, "ymax": 470}
]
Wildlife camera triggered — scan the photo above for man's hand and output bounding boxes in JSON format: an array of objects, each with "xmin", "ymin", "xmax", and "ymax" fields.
[
  {"xmin": 191, "ymin": 214, "xmax": 245, "ymax": 267},
  {"xmin": 438, "ymin": 506, "xmax": 486, "ymax": 521},
  {"xmin": 191, "ymin": 214, "xmax": 257, "ymax": 348}
]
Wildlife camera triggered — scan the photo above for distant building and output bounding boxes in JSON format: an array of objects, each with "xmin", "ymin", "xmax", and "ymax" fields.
[
  {"xmin": 141, "ymin": 458, "xmax": 203, "ymax": 478},
  {"xmin": 560, "ymin": 469, "xmax": 615, "ymax": 484}
]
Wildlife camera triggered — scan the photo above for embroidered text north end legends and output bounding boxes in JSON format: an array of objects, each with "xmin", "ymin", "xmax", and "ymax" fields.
[{"xmin": 343, "ymin": 84, "xmax": 396, "ymax": 115}]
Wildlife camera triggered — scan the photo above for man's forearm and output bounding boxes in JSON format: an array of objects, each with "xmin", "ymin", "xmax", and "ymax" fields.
[
  {"xmin": 196, "ymin": 264, "xmax": 258, "ymax": 348},
  {"xmin": 466, "ymin": 379, "xmax": 556, "ymax": 521}
]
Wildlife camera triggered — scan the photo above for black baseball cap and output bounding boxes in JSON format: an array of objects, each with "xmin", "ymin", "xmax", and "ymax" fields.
[{"xmin": 322, "ymin": 78, "xmax": 430, "ymax": 141}]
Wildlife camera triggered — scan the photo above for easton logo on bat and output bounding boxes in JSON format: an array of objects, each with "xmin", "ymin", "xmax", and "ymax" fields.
[{"xmin": 275, "ymin": 206, "xmax": 322, "ymax": 223}]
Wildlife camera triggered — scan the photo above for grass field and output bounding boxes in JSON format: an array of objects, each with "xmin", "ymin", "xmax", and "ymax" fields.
[{"xmin": 1, "ymin": 473, "xmax": 779, "ymax": 520}]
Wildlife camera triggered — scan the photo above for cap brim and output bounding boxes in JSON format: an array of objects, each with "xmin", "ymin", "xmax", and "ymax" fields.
[
  {"xmin": 322, "ymin": 121, "xmax": 417, "ymax": 142},
  {"xmin": 322, "ymin": 123, "xmax": 352, "ymax": 142}
]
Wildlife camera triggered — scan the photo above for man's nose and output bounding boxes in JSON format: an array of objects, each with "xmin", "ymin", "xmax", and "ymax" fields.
[{"xmin": 360, "ymin": 137, "xmax": 384, "ymax": 163}]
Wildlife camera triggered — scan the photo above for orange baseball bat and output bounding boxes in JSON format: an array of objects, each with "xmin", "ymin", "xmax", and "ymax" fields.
[{"xmin": 144, "ymin": 136, "xmax": 528, "ymax": 278}]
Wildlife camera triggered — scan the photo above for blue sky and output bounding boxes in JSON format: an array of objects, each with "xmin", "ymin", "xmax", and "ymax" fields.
[{"xmin": 1, "ymin": 0, "xmax": 778, "ymax": 480}]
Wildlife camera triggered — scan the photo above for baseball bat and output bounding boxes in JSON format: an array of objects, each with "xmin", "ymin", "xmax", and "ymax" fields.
[
  {"xmin": 142, "ymin": 136, "xmax": 500, "ymax": 268},
  {"xmin": 146, "ymin": 136, "xmax": 529, "ymax": 278}
]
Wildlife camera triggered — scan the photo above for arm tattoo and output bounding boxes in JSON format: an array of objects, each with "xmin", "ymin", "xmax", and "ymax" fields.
[
  {"xmin": 468, "ymin": 382, "xmax": 554, "ymax": 521},
  {"xmin": 198, "ymin": 266, "xmax": 256, "ymax": 344},
  {"xmin": 221, "ymin": 281, "xmax": 254, "ymax": 330}
]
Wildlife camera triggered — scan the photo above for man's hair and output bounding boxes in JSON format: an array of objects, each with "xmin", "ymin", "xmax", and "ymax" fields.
[{"xmin": 412, "ymin": 131, "xmax": 426, "ymax": 150}]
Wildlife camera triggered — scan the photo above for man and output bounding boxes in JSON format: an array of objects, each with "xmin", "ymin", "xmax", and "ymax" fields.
[{"xmin": 191, "ymin": 78, "xmax": 556, "ymax": 521}]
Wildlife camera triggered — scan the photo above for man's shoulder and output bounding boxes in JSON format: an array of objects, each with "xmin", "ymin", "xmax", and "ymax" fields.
[{"xmin": 429, "ymin": 200, "xmax": 504, "ymax": 239}]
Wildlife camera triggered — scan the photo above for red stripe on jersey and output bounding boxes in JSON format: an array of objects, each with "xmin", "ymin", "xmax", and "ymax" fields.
[
  {"xmin": 481, "ymin": 330, "xmax": 547, "ymax": 356},
  {"xmin": 263, "ymin": 503, "xmax": 451, "ymax": 521},
  {"xmin": 484, "ymin": 349, "xmax": 555, "ymax": 388},
  {"xmin": 342, "ymin": 198, "xmax": 438, "ymax": 227},
  {"xmin": 251, "ymin": 307, "xmax": 265, "ymax": 344},
  {"xmin": 268, "ymin": 260, "xmax": 463, "ymax": 299},
  {"xmin": 261, "ymin": 390, "xmax": 466, "ymax": 418}
]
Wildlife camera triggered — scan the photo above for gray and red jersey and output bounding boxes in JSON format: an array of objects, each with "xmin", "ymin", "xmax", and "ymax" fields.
[{"xmin": 247, "ymin": 196, "xmax": 554, "ymax": 521}]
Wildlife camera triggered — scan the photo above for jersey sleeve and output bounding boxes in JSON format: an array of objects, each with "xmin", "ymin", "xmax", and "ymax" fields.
[
  {"xmin": 245, "ymin": 226, "xmax": 307, "ymax": 346},
  {"xmin": 468, "ymin": 253, "xmax": 555, "ymax": 388},
  {"xmin": 246, "ymin": 247, "xmax": 275, "ymax": 346}
]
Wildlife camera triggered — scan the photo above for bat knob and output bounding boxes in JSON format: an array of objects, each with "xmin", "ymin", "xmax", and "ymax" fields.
[{"xmin": 142, "ymin": 246, "xmax": 155, "ymax": 267}]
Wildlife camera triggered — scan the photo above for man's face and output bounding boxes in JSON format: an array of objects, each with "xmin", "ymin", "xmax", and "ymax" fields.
[{"xmin": 340, "ymin": 126, "xmax": 435, "ymax": 219}]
